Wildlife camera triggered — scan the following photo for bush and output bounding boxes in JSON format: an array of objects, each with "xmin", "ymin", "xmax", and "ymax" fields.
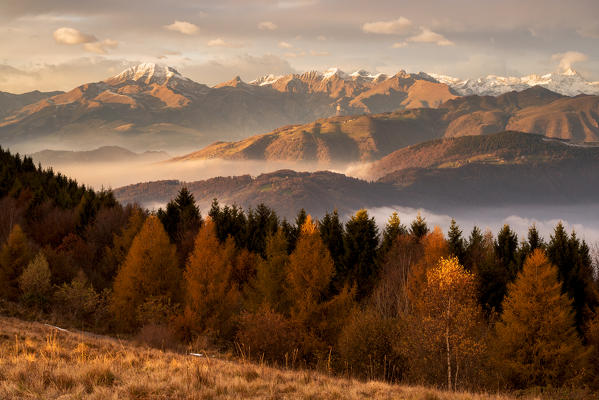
[
  {"xmin": 236, "ymin": 307, "xmax": 300, "ymax": 365},
  {"xmin": 336, "ymin": 308, "xmax": 403, "ymax": 381},
  {"xmin": 53, "ymin": 271, "xmax": 100, "ymax": 324}
]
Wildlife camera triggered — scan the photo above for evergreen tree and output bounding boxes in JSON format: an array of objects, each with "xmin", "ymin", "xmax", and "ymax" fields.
[
  {"xmin": 158, "ymin": 187, "xmax": 202, "ymax": 260},
  {"xmin": 319, "ymin": 210, "xmax": 344, "ymax": 273},
  {"xmin": 245, "ymin": 204, "xmax": 279, "ymax": 257},
  {"xmin": 465, "ymin": 226, "xmax": 484, "ymax": 272},
  {"xmin": 111, "ymin": 216, "xmax": 181, "ymax": 331},
  {"xmin": 343, "ymin": 209, "xmax": 379, "ymax": 299},
  {"xmin": 379, "ymin": 212, "xmax": 407, "ymax": 259},
  {"xmin": 246, "ymin": 230, "xmax": 290, "ymax": 313},
  {"xmin": 409, "ymin": 212, "xmax": 429, "ymax": 241},
  {"xmin": 209, "ymin": 199, "xmax": 246, "ymax": 247},
  {"xmin": 494, "ymin": 249, "xmax": 587, "ymax": 388},
  {"xmin": 447, "ymin": 219, "xmax": 466, "ymax": 265},
  {"xmin": 547, "ymin": 223, "xmax": 598, "ymax": 330},
  {"xmin": 0, "ymin": 224, "xmax": 34, "ymax": 300}
]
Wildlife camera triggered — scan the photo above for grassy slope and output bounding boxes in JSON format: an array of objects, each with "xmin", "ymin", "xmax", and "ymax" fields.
[{"xmin": 0, "ymin": 316, "xmax": 521, "ymax": 400}]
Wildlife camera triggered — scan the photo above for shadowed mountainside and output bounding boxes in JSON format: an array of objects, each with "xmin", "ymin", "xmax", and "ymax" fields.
[{"xmin": 171, "ymin": 87, "xmax": 599, "ymax": 163}]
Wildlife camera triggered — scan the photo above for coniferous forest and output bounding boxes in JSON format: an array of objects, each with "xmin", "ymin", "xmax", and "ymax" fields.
[{"xmin": 1, "ymin": 147, "xmax": 598, "ymax": 395}]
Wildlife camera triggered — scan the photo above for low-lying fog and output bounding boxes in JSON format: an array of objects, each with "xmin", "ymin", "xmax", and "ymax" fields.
[{"xmin": 39, "ymin": 158, "xmax": 599, "ymax": 245}]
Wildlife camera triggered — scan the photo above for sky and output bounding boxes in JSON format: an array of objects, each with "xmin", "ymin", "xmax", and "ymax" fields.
[{"xmin": 1, "ymin": 0, "xmax": 598, "ymax": 93}]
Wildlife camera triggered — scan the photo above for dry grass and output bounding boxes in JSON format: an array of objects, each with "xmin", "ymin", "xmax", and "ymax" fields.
[{"xmin": 0, "ymin": 316, "xmax": 530, "ymax": 400}]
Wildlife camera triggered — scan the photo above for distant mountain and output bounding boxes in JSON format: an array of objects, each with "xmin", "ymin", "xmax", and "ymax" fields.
[
  {"xmin": 29, "ymin": 146, "xmax": 169, "ymax": 165},
  {"xmin": 0, "ymin": 63, "xmax": 455, "ymax": 153},
  {"xmin": 172, "ymin": 87, "xmax": 599, "ymax": 163},
  {"xmin": 0, "ymin": 90, "xmax": 63, "ymax": 119},
  {"xmin": 115, "ymin": 132, "xmax": 599, "ymax": 217},
  {"xmin": 430, "ymin": 68, "xmax": 599, "ymax": 97}
]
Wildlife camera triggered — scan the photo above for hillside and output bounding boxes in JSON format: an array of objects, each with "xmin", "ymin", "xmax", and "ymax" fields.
[
  {"xmin": 0, "ymin": 90, "xmax": 63, "ymax": 119},
  {"xmin": 172, "ymin": 87, "xmax": 599, "ymax": 163},
  {"xmin": 30, "ymin": 146, "xmax": 169, "ymax": 165},
  {"xmin": 0, "ymin": 316, "xmax": 519, "ymax": 400},
  {"xmin": 113, "ymin": 170, "xmax": 398, "ymax": 217},
  {"xmin": 116, "ymin": 132, "xmax": 599, "ymax": 217},
  {"xmin": 0, "ymin": 64, "xmax": 455, "ymax": 153},
  {"xmin": 365, "ymin": 131, "xmax": 599, "ymax": 179}
]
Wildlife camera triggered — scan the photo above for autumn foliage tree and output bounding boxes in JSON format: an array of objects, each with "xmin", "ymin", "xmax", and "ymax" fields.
[
  {"xmin": 182, "ymin": 219, "xmax": 240, "ymax": 340},
  {"xmin": 111, "ymin": 215, "xmax": 181, "ymax": 331},
  {"xmin": 494, "ymin": 249, "xmax": 587, "ymax": 388},
  {"xmin": 406, "ymin": 256, "xmax": 485, "ymax": 391}
]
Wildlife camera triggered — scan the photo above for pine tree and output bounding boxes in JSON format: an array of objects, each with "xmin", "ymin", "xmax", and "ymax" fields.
[
  {"xmin": 246, "ymin": 230, "xmax": 290, "ymax": 313},
  {"xmin": 379, "ymin": 212, "xmax": 407, "ymax": 259},
  {"xmin": 447, "ymin": 219, "xmax": 465, "ymax": 265},
  {"xmin": 319, "ymin": 210, "xmax": 344, "ymax": 276},
  {"xmin": 111, "ymin": 215, "xmax": 181, "ymax": 331},
  {"xmin": 343, "ymin": 209, "xmax": 379, "ymax": 299},
  {"xmin": 183, "ymin": 219, "xmax": 240, "ymax": 338},
  {"xmin": 409, "ymin": 212, "xmax": 429, "ymax": 241},
  {"xmin": 494, "ymin": 249, "xmax": 587, "ymax": 388},
  {"xmin": 0, "ymin": 224, "xmax": 34, "ymax": 300},
  {"xmin": 547, "ymin": 223, "xmax": 598, "ymax": 330}
]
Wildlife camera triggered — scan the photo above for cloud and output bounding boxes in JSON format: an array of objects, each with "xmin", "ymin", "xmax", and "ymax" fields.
[
  {"xmin": 316, "ymin": 35, "xmax": 326, "ymax": 41},
  {"xmin": 283, "ymin": 51, "xmax": 306, "ymax": 58},
  {"xmin": 391, "ymin": 42, "xmax": 407, "ymax": 48},
  {"xmin": 258, "ymin": 21, "xmax": 277, "ymax": 31},
  {"xmin": 407, "ymin": 27, "xmax": 454, "ymax": 46},
  {"xmin": 577, "ymin": 25, "xmax": 599, "ymax": 39},
  {"xmin": 164, "ymin": 20, "xmax": 199, "ymax": 35},
  {"xmin": 207, "ymin": 38, "xmax": 245, "ymax": 48},
  {"xmin": 552, "ymin": 51, "xmax": 588, "ymax": 72},
  {"xmin": 362, "ymin": 17, "xmax": 412, "ymax": 35},
  {"xmin": 53, "ymin": 27, "xmax": 96, "ymax": 45},
  {"xmin": 83, "ymin": 39, "xmax": 119, "ymax": 54},
  {"xmin": 309, "ymin": 50, "xmax": 329, "ymax": 56},
  {"xmin": 278, "ymin": 41, "xmax": 293, "ymax": 49}
]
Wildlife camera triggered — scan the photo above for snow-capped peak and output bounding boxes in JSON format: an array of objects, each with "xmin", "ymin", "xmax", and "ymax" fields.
[
  {"xmin": 107, "ymin": 63, "xmax": 188, "ymax": 85},
  {"xmin": 430, "ymin": 69, "xmax": 599, "ymax": 96},
  {"xmin": 323, "ymin": 68, "xmax": 348, "ymax": 80},
  {"xmin": 249, "ymin": 74, "xmax": 284, "ymax": 86}
]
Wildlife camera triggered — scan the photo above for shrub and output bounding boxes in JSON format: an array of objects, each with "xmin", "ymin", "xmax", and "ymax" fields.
[{"xmin": 18, "ymin": 251, "xmax": 51, "ymax": 307}]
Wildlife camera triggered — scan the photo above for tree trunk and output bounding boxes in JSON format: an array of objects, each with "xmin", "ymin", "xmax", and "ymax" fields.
[{"xmin": 446, "ymin": 296, "xmax": 452, "ymax": 391}]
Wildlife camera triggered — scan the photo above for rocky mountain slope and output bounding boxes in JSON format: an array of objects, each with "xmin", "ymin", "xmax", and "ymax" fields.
[
  {"xmin": 0, "ymin": 63, "xmax": 455, "ymax": 153},
  {"xmin": 171, "ymin": 87, "xmax": 599, "ymax": 163},
  {"xmin": 0, "ymin": 90, "xmax": 63, "ymax": 119}
]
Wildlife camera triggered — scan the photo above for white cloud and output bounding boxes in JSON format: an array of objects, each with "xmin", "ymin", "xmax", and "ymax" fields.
[
  {"xmin": 362, "ymin": 17, "xmax": 412, "ymax": 35},
  {"xmin": 53, "ymin": 27, "xmax": 96, "ymax": 45},
  {"xmin": 310, "ymin": 50, "xmax": 329, "ymax": 56},
  {"xmin": 283, "ymin": 51, "xmax": 306, "ymax": 58},
  {"xmin": 164, "ymin": 20, "xmax": 199, "ymax": 35},
  {"xmin": 407, "ymin": 27, "xmax": 454, "ymax": 46},
  {"xmin": 207, "ymin": 38, "xmax": 245, "ymax": 48},
  {"xmin": 391, "ymin": 42, "xmax": 407, "ymax": 48},
  {"xmin": 278, "ymin": 41, "xmax": 293, "ymax": 49},
  {"xmin": 258, "ymin": 21, "xmax": 277, "ymax": 31},
  {"xmin": 83, "ymin": 39, "xmax": 118, "ymax": 54},
  {"xmin": 552, "ymin": 51, "xmax": 587, "ymax": 72}
]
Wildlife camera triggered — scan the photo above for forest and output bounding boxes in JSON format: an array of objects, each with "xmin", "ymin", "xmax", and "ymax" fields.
[{"xmin": 1, "ymin": 146, "xmax": 598, "ymax": 395}]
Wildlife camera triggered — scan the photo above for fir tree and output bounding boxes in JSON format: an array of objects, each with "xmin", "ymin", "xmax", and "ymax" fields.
[
  {"xmin": 409, "ymin": 212, "xmax": 429, "ymax": 241},
  {"xmin": 447, "ymin": 219, "xmax": 465, "ymax": 265}
]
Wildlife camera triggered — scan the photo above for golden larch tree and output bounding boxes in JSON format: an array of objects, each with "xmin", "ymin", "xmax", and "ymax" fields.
[
  {"xmin": 494, "ymin": 249, "xmax": 587, "ymax": 388},
  {"xmin": 111, "ymin": 215, "xmax": 180, "ymax": 331},
  {"xmin": 183, "ymin": 219, "xmax": 240, "ymax": 339}
]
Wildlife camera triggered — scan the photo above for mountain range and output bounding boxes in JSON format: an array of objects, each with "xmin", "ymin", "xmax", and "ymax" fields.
[
  {"xmin": 2, "ymin": 63, "xmax": 598, "ymax": 154},
  {"xmin": 170, "ymin": 87, "xmax": 599, "ymax": 164},
  {"xmin": 0, "ymin": 63, "xmax": 456, "ymax": 153},
  {"xmin": 114, "ymin": 132, "xmax": 599, "ymax": 217}
]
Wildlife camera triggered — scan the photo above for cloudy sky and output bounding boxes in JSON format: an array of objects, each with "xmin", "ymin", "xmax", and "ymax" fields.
[{"xmin": 1, "ymin": 0, "xmax": 598, "ymax": 93}]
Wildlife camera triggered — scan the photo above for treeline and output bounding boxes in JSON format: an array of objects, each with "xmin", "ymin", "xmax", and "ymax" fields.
[{"xmin": 0, "ymin": 147, "xmax": 598, "ymax": 394}]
